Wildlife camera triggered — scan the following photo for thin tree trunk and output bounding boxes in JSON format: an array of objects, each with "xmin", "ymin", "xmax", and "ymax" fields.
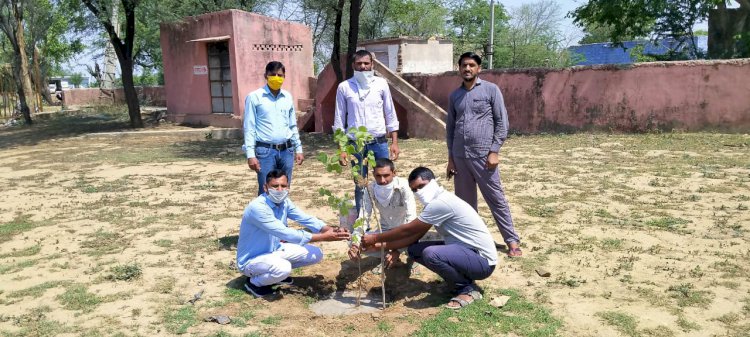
[
  {"xmin": 331, "ymin": 0, "xmax": 345, "ymax": 83},
  {"xmin": 12, "ymin": 2, "xmax": 33, "ymax": 124},
  {"xmin": 346, "ymin": 0, "xmax": 362, "ymax": 79},
  {"xmin": 119, "ymin": 58, "xmax": 142, "ymax": 128},
  {"xmin": 33, "ymin": 46, "xmax": 53, "ymax": 105}
]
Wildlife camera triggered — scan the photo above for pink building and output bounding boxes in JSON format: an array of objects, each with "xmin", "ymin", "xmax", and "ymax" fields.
[{"xmin": 160, "ymin": 10, "xmax": 314, "ymax": 127}]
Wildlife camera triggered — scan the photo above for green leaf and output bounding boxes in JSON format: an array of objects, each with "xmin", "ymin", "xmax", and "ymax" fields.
[
  {"xmin": 345, "ymin": 145, "xmax": 356, "ymax": 155},
  {"xmin": 357, "ymin": 126, "xmax": 368, "ymax": 133},
  {"xmin": 316, "ymin": 152, "xmax": 328, "ymax": 164},
  {"xmin": 318, "ymin": 188, "xmax": 331, "ymax": 196}
]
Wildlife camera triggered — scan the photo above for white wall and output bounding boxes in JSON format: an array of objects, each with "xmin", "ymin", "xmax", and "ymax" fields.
[{"xmin": 400, "ymin": 39, "xmax": 453, "ymax": 74}]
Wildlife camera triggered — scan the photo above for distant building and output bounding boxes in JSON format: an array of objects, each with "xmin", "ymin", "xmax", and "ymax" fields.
[
  {"xmin": 568, "ymin": 36, "xmax": 709, "ymax": 66},
  {"xmin": 358, "ymin": 36, "xmax": 454, "ymax": 74}
]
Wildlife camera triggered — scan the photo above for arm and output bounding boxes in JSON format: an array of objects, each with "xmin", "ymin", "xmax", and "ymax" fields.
[
  {"xmin": 287, "ymin": 94, "xmax": 305, "ymax": 165},
  {"xmin": 490, "ymin": 86, "xmax": 508, "ymax": 154},
  {"xmin": 243, "ymin": 94, "xmax": 258, "ymax": 159},
  {"xmin": 365, "ymin": 230, "xmax": 425, "ymax": 251},
  {"xmin": 382, "ymin": 85, "xmax": 400, "ymax": 160},
  {"xmin": 286, "ymin": 199, "xmax": 325, "ymax": 233},
  {"xmin": 446, "ymin": 94, "xmax": 457, "ymax": 176},
  {"xmin": 248, "ymin": 203, "xmax": 314, "ymax": 245},
  {"xmin": 362, "ymin": 218, "xmax": 432, "ymax": 248},
  {"xmin": 403, "ymin": 187, "xmax": 417, "ymax": 222},
  {"xmin": 333, "ymin": 85, "xmax": 346, "ymax": 133}
]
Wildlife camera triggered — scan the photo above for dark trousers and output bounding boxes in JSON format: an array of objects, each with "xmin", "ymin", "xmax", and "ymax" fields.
[{"xmin": 408, "ymin": 241, "xmax": 495, "ymax": 294}]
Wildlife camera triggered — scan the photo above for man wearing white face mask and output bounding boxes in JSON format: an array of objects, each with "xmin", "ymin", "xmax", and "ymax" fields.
[
  {"xmin": 237, "ymin": 169, "xmax": 351, "ymax": 298},
  {"xmin": 348, "ymin": 158, "xmax": 416, "ymax": 269},
  {"xmin": 361, "ymin": 167, "xmax": 497, "ymax": 310},
  {"xmin": 333, "ymin": 49, "xmax": 400, "ymax": 213}
]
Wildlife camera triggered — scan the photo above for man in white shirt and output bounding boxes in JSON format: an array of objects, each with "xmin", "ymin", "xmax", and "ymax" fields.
[
  {"xmin": 348, "ymin": 158, "xmax": 417, "ymax": 269},
  {"xmin": 333, "ymin": 50, "xmax": 400, "ymax": 212},
  {"xmin": 361, "ymin": 167, "xmax": 497, "ymax": 310}
]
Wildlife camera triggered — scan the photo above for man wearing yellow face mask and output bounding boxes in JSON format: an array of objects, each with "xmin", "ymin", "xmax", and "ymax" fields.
[{"xmin": 243, "ymin": 61, "xmax": 305, "ymax": 195}]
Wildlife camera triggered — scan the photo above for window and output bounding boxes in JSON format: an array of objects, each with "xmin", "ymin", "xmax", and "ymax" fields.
[{"xmin": 207, "ymin": 42, "xmax": 232, "ymax": 113}]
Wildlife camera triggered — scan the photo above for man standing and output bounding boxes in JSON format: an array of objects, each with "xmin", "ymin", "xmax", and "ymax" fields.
[
  {"xmin": 361, "ymin": 167, "xmax": 497, "ymax": 309},
  {"xmin": 333, "ymin": 50, "xmax": 400, "ymax": 211},
  {"xmin": 348, "ymin": 158, "xmax": 417, "ymax": 269},
  {"xmin": 445, "ymin": 52, "xmax": 522, "ymax": 257},
  {"xmin": 244, "ymin": 61, "xmax": 304, "ymax": 196},
  {"xmin": 237, "ymin": 169, "xmax": 351, "ymax": 298}
]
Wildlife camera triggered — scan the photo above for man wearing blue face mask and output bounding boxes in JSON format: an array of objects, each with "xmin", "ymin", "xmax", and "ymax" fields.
[
  {"xmin": 361, "ymin": 167, "xmax": 497, "ymax": 310},
  {"xmin": 333, "ymin": 50, "xmax": 400, "ymax": 213},
  {"xmin": 236, "ymin": 169, "xmax": 351, "ymax": 298}
]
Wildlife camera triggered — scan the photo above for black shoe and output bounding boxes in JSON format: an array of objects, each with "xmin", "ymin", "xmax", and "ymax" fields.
[
  {"xmin": 244, "ymin": 279, "xmax": 276, "ymax": 298},
  {"xmin": 278, "ymin": 276, "xmax": 294, "ymax": 285}
]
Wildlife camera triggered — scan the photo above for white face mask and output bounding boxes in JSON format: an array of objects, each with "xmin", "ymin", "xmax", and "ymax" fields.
[
  {"xmin": 267, "ymin": 188, "xmax": 289, "ymax": 204},
  {"xmin": 372, "ymin": 180, "xmax": 395, "ymax": 205},
  {"xmin": 353, "ymin": 70, "xmax": 374, "ymax": 89},
  {"xmin": 414, "ymin": 179, "xmax": 442, "ymax": 205}
]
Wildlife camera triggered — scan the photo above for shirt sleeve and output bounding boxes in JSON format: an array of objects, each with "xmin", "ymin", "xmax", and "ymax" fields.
[
  {"xmin": 243, "ymin": 93, "xmax": 258, "ymax": 158},
  {"xmin": 287, "ymin": 93, "xmax": 303, "ymax": 154},
  {"xmin": 417, "ymin": 199, "xmax": 452, "ymax": 227},
  {"xmin": 248, "ymin": 201, "xmax": 313, "ymax": 245},
  {"xmin": 490, "ymin": 86, "xmax": 508, "ymax": 153},
  {"xmin": 446, "ymin": 92, "xmax": 456, "ymax": 153},
  {"xmin": 381, "ymin": 81, "xmax": 399, "ymax": 133},
  {"xmin": 286, "ymin": 199, "xmax": 325, "ymax": 233},
  {"xmin": 333, "ymin": 84, "xmax": 346, "ymax": 133},
  {"xmin": 403, "ymin": 186, "xmax": 417, "ymax": 222}
]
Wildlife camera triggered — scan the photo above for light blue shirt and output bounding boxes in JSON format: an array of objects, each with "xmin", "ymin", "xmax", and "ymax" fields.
[
  {"xmin": 236, "ymin": 194, "xmax": 325, "ymax": 270},
  {"xmin": 243, "ymin": 85, "xmax": 303, "ymax": 158}
]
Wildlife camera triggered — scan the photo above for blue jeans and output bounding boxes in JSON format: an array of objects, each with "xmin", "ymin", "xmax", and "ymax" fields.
[
  {"xmin": 408, "ymin": 241, "xmax": 495, "ymax": 294},
  {"xmin": 351, "ymin": 141, "xmax": 390, "ymax": 212},
  {"xmin": 255, "ymin": 146, "xmax": 295, "ymax": 196}
]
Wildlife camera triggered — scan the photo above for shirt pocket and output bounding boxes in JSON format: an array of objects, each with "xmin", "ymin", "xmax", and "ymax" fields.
[
  {"xmin": 255, "ymin": 145, "xmax": 271, "ymax": 158},
  {"xmin": 471, "ymin": 98, "xmax": 491, "ymax": 115}
]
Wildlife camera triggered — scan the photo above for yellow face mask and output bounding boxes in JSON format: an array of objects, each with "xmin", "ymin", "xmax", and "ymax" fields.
[{"xmin": 267, "ymin": 75, "xmax": 284, "ymax": 91}]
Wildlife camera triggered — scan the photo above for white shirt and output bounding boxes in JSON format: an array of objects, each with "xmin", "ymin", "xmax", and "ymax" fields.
[
  {"xmin": 333, "ymin": 77, "xmax": 399, "ymax": 138},
  {"xmin": 362, "ymin": 177, "xmax": 417, "ymax": 232}
]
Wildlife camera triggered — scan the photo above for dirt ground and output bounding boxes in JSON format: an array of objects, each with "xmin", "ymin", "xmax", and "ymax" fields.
[{"xmin": 0, "ymin": 115, "xmax": 749, "ymax": 337}]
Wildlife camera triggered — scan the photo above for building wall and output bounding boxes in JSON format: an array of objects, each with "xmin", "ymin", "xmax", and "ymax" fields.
[
  {"xmin": 63, "ymin": 87, "xmax": 166, "ymax": 107},
  {"xmin": 402, "ymin": 59, "xmax": 750, "ymax": 133},
  {"xmin": 160, "ymin": 10, "xmax": 313, "ymax": 128},
  {"xmin": 400, "ymin": 40, "xmax": 453, "ymax": 74}
]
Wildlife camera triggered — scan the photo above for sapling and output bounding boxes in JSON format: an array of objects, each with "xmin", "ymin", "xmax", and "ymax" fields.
[{"xmin": 317, "ymin": 126, "xmax": 386, "ymax": 308}]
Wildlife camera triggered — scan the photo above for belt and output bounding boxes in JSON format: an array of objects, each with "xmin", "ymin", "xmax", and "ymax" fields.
[
  {"xmin": 256, "ymin": 140, "xmax": 293, "ymax": 151},
  {"xmin": 363, "ymin": 136, "xmax": 388, "ymax": 145}
]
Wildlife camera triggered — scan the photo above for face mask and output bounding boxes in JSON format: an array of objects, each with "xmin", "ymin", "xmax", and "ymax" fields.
[
  {"xmin": 414, "ymin": 179, "xmax": 442, "ymax": 205},
  {"xmin": 267, "ymin": 188, "xmax": 289, "ymax": 204},
  {"xmin": 352, "ymin": 71, "xmax": 374, "ymax": 89},
  {"xmin": 267, "ymin": 75, "xmax": 284, "ymax": 91},
  {"xmin": 372, "ymin": 180, "xmax": 395, "ymax": 205}
]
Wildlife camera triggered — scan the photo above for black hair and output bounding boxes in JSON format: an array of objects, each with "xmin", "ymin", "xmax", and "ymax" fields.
[
  {"xmin": 408, "ymin": 167, "xmax": 435, "ymax": 183},
  {"xmin": 265, "ymin": 61, "xmax": 286, "ymax": 75},
  {"xmin": 457, "ymin": 52, "xmax": 482, "ymax": 66},
  {"xmin": 351, "ymin": 49, "xmax": 373, "ymax": 63},
  {"xmin": 374, "ymin": 158, "xmax": 395, "ymax": 172},
  {"xmin": 265, "ymin": 169, "xmax": 288, "ymax": 183}
]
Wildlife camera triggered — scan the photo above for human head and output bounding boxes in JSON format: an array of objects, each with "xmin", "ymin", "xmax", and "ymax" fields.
[
  {"xmin": 372, "ymin": 158, "xmax": 396, "ymax": 186},
  {"xmin": 264, "ymin": 61, "xmax": 286, "ymax": 78},
  {"xmin": 457, "ymin": 52, "xmax": 482, "ymax": 82},
  {"xmin": 264, "ymin": 169, "xmax": 289, "ymax": 192},
  {"xmin": 408, "ymin": 167, "xmax": 435, "ymax": 192},
  {"xmin": 351, "ymin": 50, "xmax": 373, "ymax": 71}
]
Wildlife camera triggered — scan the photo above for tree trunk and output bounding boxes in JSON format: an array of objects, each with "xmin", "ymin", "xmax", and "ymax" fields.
[
  {"xmin": 331, "ymin": 0, "xmax": 345, "ymax": 83},
  {"xmin": 346, "ymin": 0, "xmax": 362, "ymax": 79},
  {"xmin": 709, "ymin": 5, "xmax": 750, "ymax": 58},
  {"xmin": 33, "ymin": 46, "xmax": 53, "ymax": 105},
  {"xmin": 12, "ymin": 3, "xmax": 33, "ymax": 124},
  {"xmin": 119, "ymin": 58, "xmax": 142, "ymax": 128}
]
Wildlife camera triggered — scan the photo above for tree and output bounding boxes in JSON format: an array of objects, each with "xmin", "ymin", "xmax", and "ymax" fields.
[
  {"xmin": 447, "ymin": 0, "xmax": 507, "ymax": 62},
  {"xmin": 69, "ymin": 72, "xmax": 83, "ymax": 87},
  {"xmin": 0, "ymin": 0, "xmax": 35, "ymax": 124},
  {"xmin": 579, "ymin": 22, "xmax": 636, "ymax": 44},
  {"xmin": 570, "ymin": 0, "xmax": 749, "ymax": 59},
  {"xmin": 358, "ymin": 0, "xmax": 448, "ymax": 39}
]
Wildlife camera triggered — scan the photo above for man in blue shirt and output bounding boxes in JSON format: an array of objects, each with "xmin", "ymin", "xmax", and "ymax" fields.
[
  {"xmin": 237, "ymin": 169, "xmax": 351, "ymax": 297},
  {"xmin": 243, "ymin": 61, "xmax": 305, "ymax": 196}
]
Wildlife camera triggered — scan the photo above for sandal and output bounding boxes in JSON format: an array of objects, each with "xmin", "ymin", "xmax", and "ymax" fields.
[{"xmin": 444, "ymin": 291, "xmax": 482, "ymax": 310}]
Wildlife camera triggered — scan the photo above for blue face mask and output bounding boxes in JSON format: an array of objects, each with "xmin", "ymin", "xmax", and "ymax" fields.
[{"xmin": 267, "ymin": 188, "xmax": 289, "ymax": 204}]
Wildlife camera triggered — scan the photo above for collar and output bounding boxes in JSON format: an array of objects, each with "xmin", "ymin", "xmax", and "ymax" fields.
[
  {"xmin": 461, "ymin": 77, "xmax": 483, "ymax": 90},
  {"xmin": 263, "ymin": 85, "xmax": 286, "ymax": 98}
]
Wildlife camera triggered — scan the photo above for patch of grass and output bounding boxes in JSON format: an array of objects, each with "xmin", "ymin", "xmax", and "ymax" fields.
[
  {"xmin": 523, "ymin": 204, "xmax": 557, "ymax": 218},
  {"xmin": 105, "ymin": 263, "xmax": 142, "ymax": 281},
  {"xmin": 714, "ymin": 312, "xmax": 742, "ymax": 326},
  {"xmin": 667, "ymin": 283, "xmax": 714, "ymax": 308},
  {"xmin": 2, "ymin": 307, "xmax": 69, "ymax": 337},
  {"xmin": 0, "ymin": 244, "xmax": 41, "ymax": 258},
  {"xmin": 80, "ymin": 229, "xmax": 127, "ymax": 257},
  {"xmin": 163, "ymin": 305, "xmax": 198, "ymax": 335},
  {"xmin": 676, "ymin": 314, "xmax": 701, "ymax": 332},
  {"xmin": 413, "ymin": 288, "xmax": 561, "ymax": 337},
  {"xmin": 56, "ymin": 284, "xmax": 103, "ymax": 312},
  {"xmin": 377, "ymin": 321, "xmax": 394, "ymax": 334},
  {"xmin": 7, "ymin": 281, "xmax": 71, "ymax": 299},
  {"xmin": 643, "ymin": 217, "xmax": 690, "ymax": 231},
  {"xmin": 596, "ymin": 311, "xmax": 640, "ymax": 337},
  {"xmin": 712, "ymin": 260, "xmax": 749, "ymax": 278},
  {"xmin": 151, "ymin": 276, "xmax": 175, "ymax": 294},
  {"xmin": 0, "ymin": 258, "xmax": 38, "ymax": 274},
  {"xmin": 601, "ymin": 238, "xmax": 624, "ymax": 250},
  {"xmin": 0, "ymin": 214, "xmax": 39, "ymax": 243},
  {"xmin": 153, "ymin": 239, "xmax": 173, "ymax": 248},
  {"xmin": 260, "ymin": 315, "xmax": 282, "ymax": 326}
]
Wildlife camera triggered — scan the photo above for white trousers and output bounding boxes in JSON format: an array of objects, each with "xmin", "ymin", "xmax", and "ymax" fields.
[{"xmin": 240, "ymin": 243, "xmax": 323, "ymax": 286}]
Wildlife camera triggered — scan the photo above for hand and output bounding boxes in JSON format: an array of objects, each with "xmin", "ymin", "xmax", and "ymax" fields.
[
  {"xmin": 390, "ymin": 142, "xmax": 400, "ymax": 161},
  {"xmin": 384, "ymin": 250, "xmax": 400, "ymax": 269},
  {"xmin": 486, "ymin": 152, "xmax": 499, "ymax": 170},
  {"xmin": 348, "ymin": 245, "xmax": 361, "ymax": 261},
  {"xmin": 247, "ymin": 158, "xmax": 260, "ymax": 172},
  {"xmin": 446, "ymin": 157, "xmax": 456, "ymax": 179},
  {"xmin": 339, "ymin": 152, "xmax": 348, "ymax": 166},
  {"xmin": 295, "ymin": 153, "xmax": 305, "ymax": 166},
  {"xmin": 361, "ymin": 233, "xmax": 376, "ymax": 249},
  {"xmin": 325, "ymin": 230, "xmax": 351, "ymax": 241}
]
